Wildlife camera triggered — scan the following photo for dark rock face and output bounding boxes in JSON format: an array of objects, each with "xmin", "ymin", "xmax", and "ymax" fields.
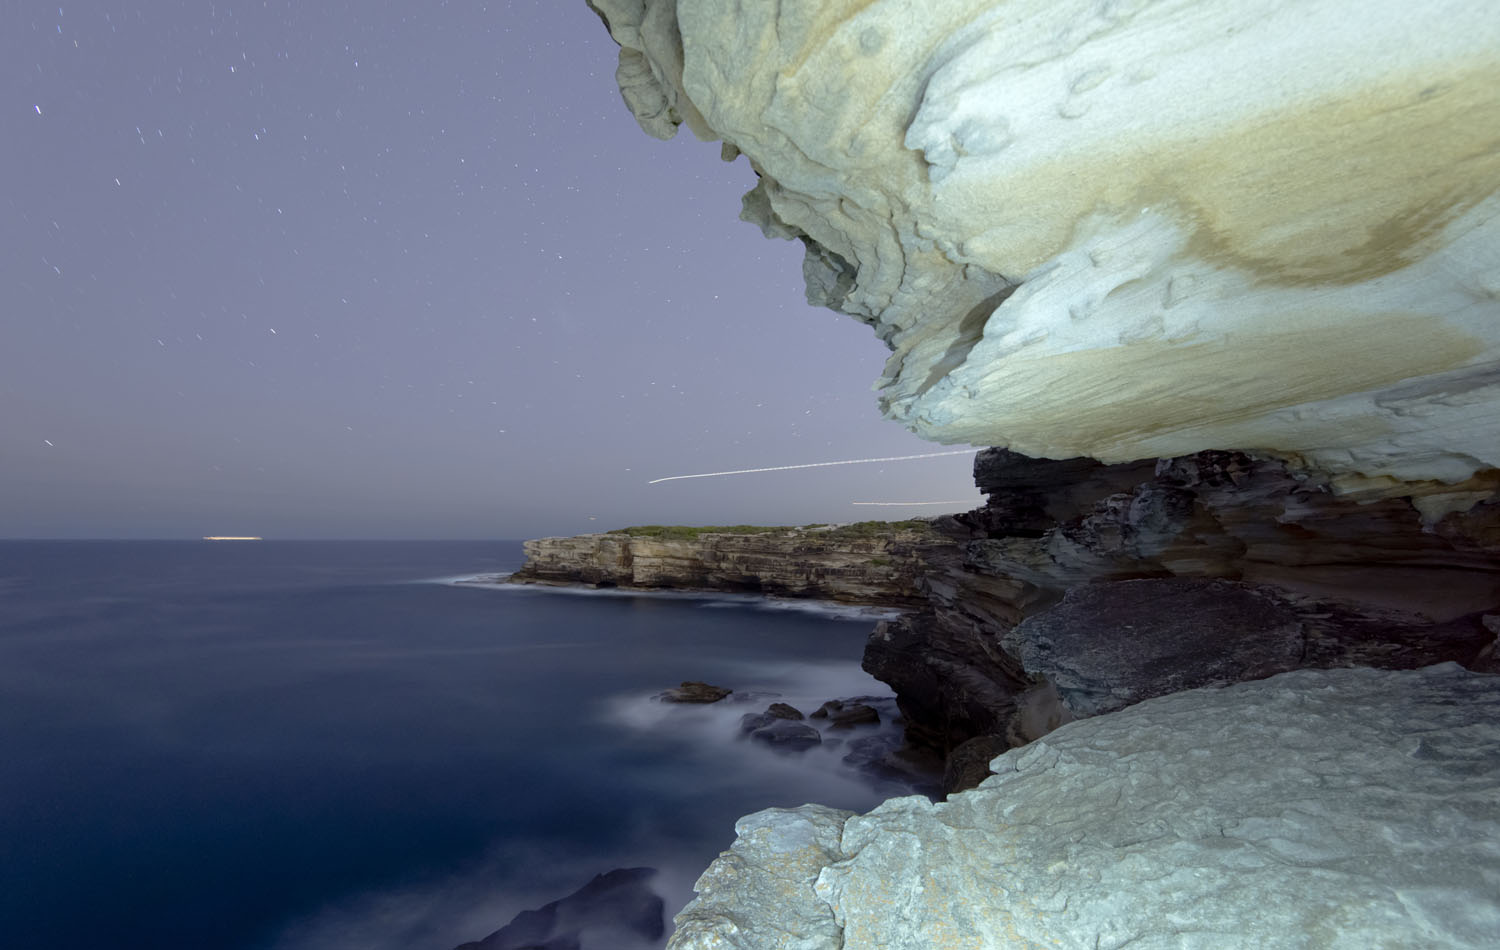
[
  {"xmin": 1005, "ymin": 577, "xmax": 1307, "ymax": 717},
  {"xmin": 455, "ymin": 867, "xmax": 663, "ymax": 950},
  {"xmin": 866, "ymin": 448, "xmax": 1500, "ymax": 766},
  {"xmin": 941, "ymin": 734, "xmax": 1010, "ymax": 795},
  {"xmin": 657, "ymin": 681, "xmax": 731, "ymax": 704}
]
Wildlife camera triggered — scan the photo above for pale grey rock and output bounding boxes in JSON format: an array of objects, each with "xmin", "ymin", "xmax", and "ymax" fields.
[
  {"xmin": 668, "ymin": 665, "xmax": 1500, "ymax": 949},
  {"xmin": 669, "ymin": 805, "xmax": 852, "ymax": 950},
  {"xmin": 592, "ymin": 1, "xmax": 1500, "ymax": 485}
]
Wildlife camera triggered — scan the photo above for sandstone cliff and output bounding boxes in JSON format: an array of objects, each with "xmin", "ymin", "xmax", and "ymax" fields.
[
  {"xmin": 589, "ymin": 0, "xmax": 1500, "ymax": 487},
  {"xmin": 507, "ymin": 522, "xmax": 946, "ymax": 607},
  {"xmin": 585, "ymin": 3, "xmax": 1500, "ymax": 944},
  {"xmin": 867, "ymin": 448, "xmax": 1500, "ymax": 763}
]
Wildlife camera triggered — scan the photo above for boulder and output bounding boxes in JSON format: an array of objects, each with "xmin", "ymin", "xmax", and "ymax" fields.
[
  {"xmin": 808, "ymin": 699, "xmax": 882, "ymax": 728},
  {"xmin": 1003, "ymin": 577, "xmax": 1307, "ymax": 717},
  {"xmin": 667, "ymin": 665, "xmax": 1500, "ymax": 949},
  {"xmin": 827, "ymin": 703, "xmax": 880, "ymax": 730},
  {"xmin": 941, "ymin": 734, "xmax": 1010, "ymax": 796},
  {"xmin": 739, "ymin": 702, "xmax": 805, "ymax": 734},
  {"xmin": 657, "ymin": 681, "xmax": 732, "ymax": 704},
  {"xmin": 745, "ymin": 719, "xmax": 822, "ymax": 751}
]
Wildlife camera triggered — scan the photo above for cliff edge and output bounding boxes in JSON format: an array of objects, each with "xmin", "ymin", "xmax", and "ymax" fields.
[
  {"xmin": 507, "ymin": 521, "xmax": 946, "ymax": 607},
  {"xmin": 589, "ymin": 0, "xmax": 1500, "ymax": 488}
]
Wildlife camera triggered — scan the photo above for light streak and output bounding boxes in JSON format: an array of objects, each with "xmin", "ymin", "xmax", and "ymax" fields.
[{"xmin": 648, "ymin": 449, "xmax": 974, "ymax": 485}]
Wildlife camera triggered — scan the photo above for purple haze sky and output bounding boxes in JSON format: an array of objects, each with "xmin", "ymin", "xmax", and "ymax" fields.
[{"xmin": 3, "ymin": 1, "xmax": 980, "ymax": 540}]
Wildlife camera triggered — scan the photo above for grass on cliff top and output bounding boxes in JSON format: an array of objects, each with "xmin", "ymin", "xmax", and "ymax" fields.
[{"xmin": 605, "ymin": 520, "xmax": 935, "ymax": 541}]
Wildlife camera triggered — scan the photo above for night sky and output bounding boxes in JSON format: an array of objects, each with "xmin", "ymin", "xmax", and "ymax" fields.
[{"xmin": 3, "ymin": 1, "xmax": 980, "ymax": 540}]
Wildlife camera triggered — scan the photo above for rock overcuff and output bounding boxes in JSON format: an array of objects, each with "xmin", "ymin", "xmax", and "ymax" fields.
[
  {"xmin": 667, "ymin": 665, "xmax": 1500, "ymax": 949},
  {"xmin": 591, "ymin": 0, "xmax": 1500, "ymax": 487}
]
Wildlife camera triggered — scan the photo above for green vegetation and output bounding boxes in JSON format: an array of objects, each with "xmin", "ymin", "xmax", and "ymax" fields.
[
  {"xmin": 606, "ymin": 524, "xmax": 791, "ymax": 540},
  {"xmin": 604, "ymin": 519, "xmax": 936, "ymax": 541}
]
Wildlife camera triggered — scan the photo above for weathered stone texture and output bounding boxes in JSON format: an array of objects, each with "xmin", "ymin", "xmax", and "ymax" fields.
[
  {"xmin": 508, "ymin": 524, "xmax": 945, "ymax": 606},
  {"xmin": 668, "ymin": 665, "xmax": 1500, "ymax": 950},
  {"xmin": 591, "ymin": 0, "xmax": 1500, "ymax": 486},
  {"xmin": 869, "ymin": 449, "xmax": 1500, "ymax": 757}
]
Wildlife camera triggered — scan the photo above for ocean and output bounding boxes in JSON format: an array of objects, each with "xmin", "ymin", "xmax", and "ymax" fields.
[{"xmin": 0, "ymin": 540, "xmax": 915, "ymax": 949}]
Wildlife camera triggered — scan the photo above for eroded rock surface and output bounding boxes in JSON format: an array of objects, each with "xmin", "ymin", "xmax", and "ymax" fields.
[
  {"xmin": 508, "ymin": 523, "xmax": 944, "ymax": 606},
  {"xmin": 668, "ymin": 665, "xmax": 1500, "ymax": 949},
  {"xmin": 867, "ymin": 448, "xmax": 1499, "ymax": 755},
  {"xmin": 591, "ymin": 0, "xmax": 1500, "ymax": 485}
]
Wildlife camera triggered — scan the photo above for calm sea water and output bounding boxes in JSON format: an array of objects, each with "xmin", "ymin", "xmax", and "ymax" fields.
[{"xmin": 0, "ymin": 541, "xmax": 909, "ymax": 950}]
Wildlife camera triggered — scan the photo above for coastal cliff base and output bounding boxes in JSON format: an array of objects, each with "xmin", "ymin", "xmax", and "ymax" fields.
[
  {"xmin": 869, "ymin": 449, "xmax": 1499, "ymax": 769},
  {"xmin": 508, "ymin": 522, "xmax": 946, "ymax": 607},
  {"xmin": 668, "ymin": 664, "xmax": 1500, "ymax": 949}
]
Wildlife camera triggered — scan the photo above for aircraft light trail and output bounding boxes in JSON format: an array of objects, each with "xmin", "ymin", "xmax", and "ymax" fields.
[{"xmin": 648, "ymin": 449, "xmax": 974, "ymax": 485}]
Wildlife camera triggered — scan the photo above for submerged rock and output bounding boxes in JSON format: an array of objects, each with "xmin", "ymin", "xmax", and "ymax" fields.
[
  {"xmin": 1004, "ymin": 576, "xmax": 1308, "ymax": 717},
  {"xmin": 941, "ymin": 734, "xmax": 1010, "ymax": 795},
  {"xmin": 739, "ymin": 702, "xmax": 805, "ymax": 733},
  {"xmin": 457, "ymin": 867, "xmax": 663, "ymax": 950},
  {"xmin": 667, "ymin": 665, "xmax": 1500, "ymax": 949},
  {"xmin": 657, "ymin": 681, "xmax": 732, "ymax": 704},
  {"xmin": 743, "ymin": 719, "xmax": 821, "ymax": 751},
  {"xmin": 839, "ymin": 734, "xmax": 943, "ymax": 798},
  {"xmin": 809, "ymin": 699, "xmax": 880, "ymax": 730}
]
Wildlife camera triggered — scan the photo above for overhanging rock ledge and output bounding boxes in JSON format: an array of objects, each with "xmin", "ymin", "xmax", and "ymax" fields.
[{"xmin": 589, "ymin": 0, "xmax": 1500, "ymax": 488}]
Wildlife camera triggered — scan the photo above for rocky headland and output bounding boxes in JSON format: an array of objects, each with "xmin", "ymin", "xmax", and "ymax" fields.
[
  {"xmin": 581, "ymin": 0, "xmax": 1500, "ymax": 945},
  {"xmin": 872, "ymin": 448, "xmax": 1500, "ymax": 773},
  {"xmin": 507, "ymin": 521, "xmax": 945, "ymax": 607}
]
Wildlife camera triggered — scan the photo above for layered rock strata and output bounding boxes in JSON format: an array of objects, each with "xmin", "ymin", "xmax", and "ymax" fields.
[
  {"xmin": 667, "ymin": 664, "xmax": 1500, "ymax": 950},
  {"xmin": 867, "ymin": 448, "xmax": 1500, "ymax": 759},
  {"xmin": 508, "ymin": 523, "xmax": 945, "ymax": 606},
  {"xmin": 590, "ymin": 0, "xmax": 1500, "ymax": 485}
]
